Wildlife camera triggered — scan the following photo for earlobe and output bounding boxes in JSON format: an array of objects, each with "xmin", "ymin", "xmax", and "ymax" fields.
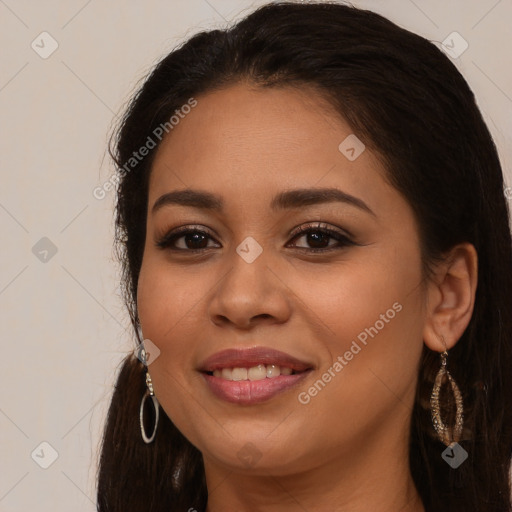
[{"xmin": 422, "ymin": 242, "xmax": 478, "ymax": 351}]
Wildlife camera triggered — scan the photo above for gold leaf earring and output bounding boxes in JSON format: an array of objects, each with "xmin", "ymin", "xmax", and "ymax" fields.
[{"xmin": 430, "ymin": 350, "xmax": 464, "ymax": 446}]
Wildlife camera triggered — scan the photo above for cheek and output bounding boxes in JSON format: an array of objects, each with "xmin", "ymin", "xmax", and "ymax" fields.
[
  {"xmin": 136, "ymin": 258, "xmax": 202, "ymax": 366},
  {"xmin": 294, "ymin": 243, "xmax": 425, "ymax": 430},
  {"xmin": 293, "ymin": 243, "xmax": 423, "ymax": 360}
]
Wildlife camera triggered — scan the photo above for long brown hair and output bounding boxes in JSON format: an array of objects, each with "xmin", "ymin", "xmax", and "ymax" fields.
[{"xmin": 97, "ymin": 2, "xmax": 512, "ymax": 511}]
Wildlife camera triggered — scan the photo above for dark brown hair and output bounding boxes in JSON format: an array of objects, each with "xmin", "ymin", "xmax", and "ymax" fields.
[{"xmin": 97, "ymin": 2, "xmax": 512, "ymax": 511}]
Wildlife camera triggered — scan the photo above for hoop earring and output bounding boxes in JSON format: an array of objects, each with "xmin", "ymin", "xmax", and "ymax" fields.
[
  {"xmin": 140, "ymin": 371, "xmax": 159, "ymax": 444},
  {"xmin": 430, "ymin": 350, "xmax": 464, "ymax": 446}
]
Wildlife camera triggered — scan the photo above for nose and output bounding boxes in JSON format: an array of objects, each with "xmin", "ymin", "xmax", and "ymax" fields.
[{"xmin": 208, "ymin": 244, "xmax": 291, "ymax": 330}]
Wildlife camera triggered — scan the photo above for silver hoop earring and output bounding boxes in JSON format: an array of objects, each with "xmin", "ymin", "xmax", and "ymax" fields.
[{"xmin": 140, "ymin": 371, "xmax": 159, "ymax": 444}]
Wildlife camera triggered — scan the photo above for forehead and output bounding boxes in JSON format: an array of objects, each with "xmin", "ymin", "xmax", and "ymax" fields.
[
  {"xmin": 148, "ymin": 82, "xmax": 390, "ymax": 214},
  {"xmin": 152, "ymin": 83, "xmax": 343, "ymax": 163}
]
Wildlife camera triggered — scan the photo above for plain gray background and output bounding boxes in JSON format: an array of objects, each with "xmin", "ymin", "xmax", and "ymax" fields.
[{"xmin": 1, "ymin": 0, "xmax": 511, "ymax": 510}]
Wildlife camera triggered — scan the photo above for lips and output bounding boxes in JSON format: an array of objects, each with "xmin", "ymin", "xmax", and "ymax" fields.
[
  {"xmin": 198, "ymin": 347, "xmax": 314, "ymax": 405},
  {"xmin": 198, "ymin": 347, "xmax": 313, "ymax": 373}
]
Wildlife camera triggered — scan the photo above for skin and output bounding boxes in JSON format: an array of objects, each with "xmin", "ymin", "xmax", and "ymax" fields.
[{"xmin": 136, "ymin": 81, "xmax": 478, "ymax": 512}]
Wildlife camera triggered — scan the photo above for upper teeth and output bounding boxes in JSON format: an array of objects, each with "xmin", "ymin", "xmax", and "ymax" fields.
[{"xmin": 212, "ymin": 364, "xmax": 294, "ymax": 381}]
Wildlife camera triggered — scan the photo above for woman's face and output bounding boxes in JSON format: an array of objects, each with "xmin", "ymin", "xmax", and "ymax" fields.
[{"xmin": 137, "ymin": 82, "xmax": 427, "ymax": 476}]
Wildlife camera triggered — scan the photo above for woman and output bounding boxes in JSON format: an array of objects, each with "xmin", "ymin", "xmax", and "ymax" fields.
[{"xmin": 97, "ymin": 2, "xmax": 512, "ymax": 511}]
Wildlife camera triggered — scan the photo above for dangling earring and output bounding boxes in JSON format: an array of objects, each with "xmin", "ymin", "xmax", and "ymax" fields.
[
  {"xmin": 140, "ymin": 371, "xmax": 159, "ymax": 444},
  {"xmin": 430, "ymin": 350, "xmax": 464, "ymax": 446}
]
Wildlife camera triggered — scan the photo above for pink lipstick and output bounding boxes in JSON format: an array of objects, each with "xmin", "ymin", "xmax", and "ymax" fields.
[{"xmin": 198, "ymin": 347, "xmax": 313, "ymax": 405}]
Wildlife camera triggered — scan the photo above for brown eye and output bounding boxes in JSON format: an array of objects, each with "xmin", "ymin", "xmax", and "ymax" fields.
[
  {"xmin": 156, "ymin": 227, "xmax": 219, "ymax": 251},
  {"xmin": 287, "ymin": 222, "xmax": 356, "ymax": 252},
  {"xmin": 294, "ymin": 230, "xmax": 333, "ymax": 249}
]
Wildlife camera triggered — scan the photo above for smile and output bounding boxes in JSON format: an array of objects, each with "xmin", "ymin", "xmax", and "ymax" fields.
[
  {"xmin": 198, "ymin": 347, "xmax": 314, "ymax": 405},
  {"xmin": 209, "ymin": 364, "xmax": 295, "ymax": 381}
]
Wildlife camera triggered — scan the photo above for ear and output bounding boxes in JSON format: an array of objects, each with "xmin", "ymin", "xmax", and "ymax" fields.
[{"xmin": 422, "ymin": 243, "xmax": 478, "ymax": 352}]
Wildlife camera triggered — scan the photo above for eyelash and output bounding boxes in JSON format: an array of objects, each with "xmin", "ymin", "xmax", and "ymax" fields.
[{"xmin": 155, "ymin": 222, "xmax": 357, "ymax": 254}]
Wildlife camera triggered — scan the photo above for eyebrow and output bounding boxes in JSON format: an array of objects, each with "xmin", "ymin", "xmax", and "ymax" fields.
[{"xmin": 151, "ymin": 187, "xmax": 375, "ymax": 217}]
